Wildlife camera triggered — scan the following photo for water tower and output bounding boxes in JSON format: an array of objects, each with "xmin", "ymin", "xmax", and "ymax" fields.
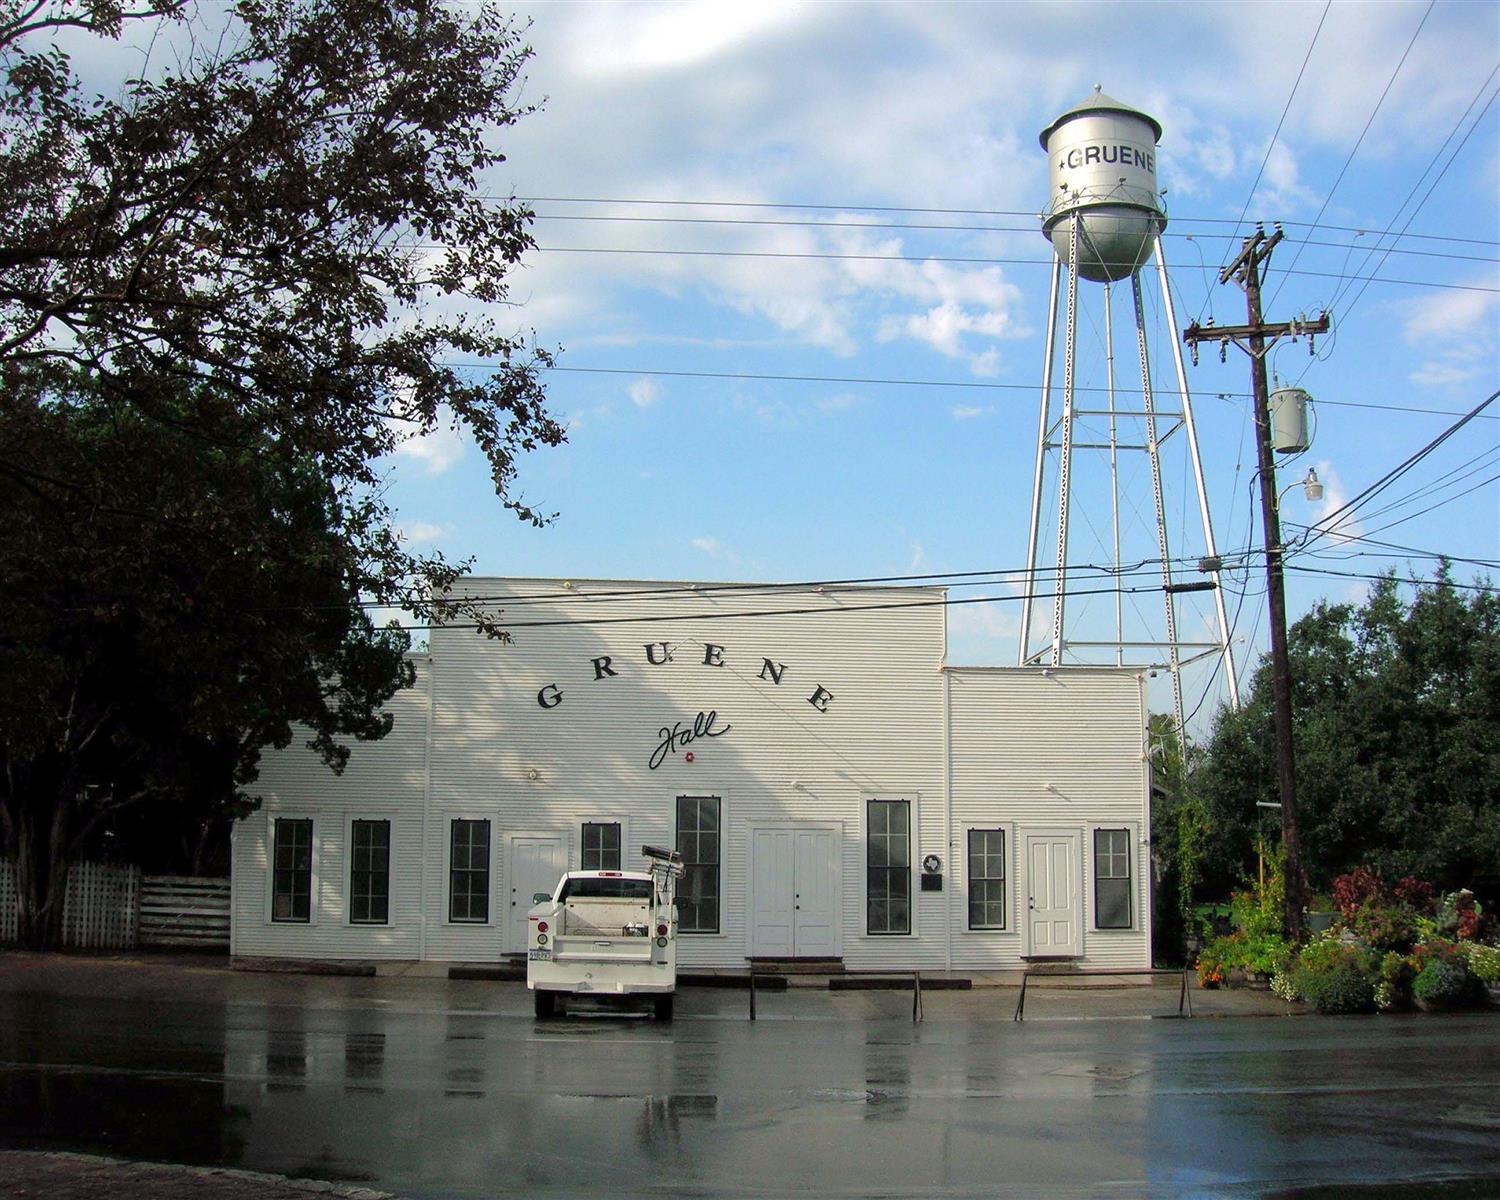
[{"xmin": 1018, "ymin": 87, "xmax": 1240, "ymax": 733}]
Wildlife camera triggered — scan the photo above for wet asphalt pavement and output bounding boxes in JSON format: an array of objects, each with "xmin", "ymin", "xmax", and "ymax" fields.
[{"xmin": 1, "ymin": 954, "xmax": 1498, "ymax": 1199}]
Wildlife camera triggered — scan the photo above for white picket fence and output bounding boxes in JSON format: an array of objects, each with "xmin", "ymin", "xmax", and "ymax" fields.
[
  {"xmin": 61, "ymin": 860, "xmax": 140, "ymax": 948},
  {"xmin": 0, "ymin": 860, "xmax": 229, "ymax": 951}
]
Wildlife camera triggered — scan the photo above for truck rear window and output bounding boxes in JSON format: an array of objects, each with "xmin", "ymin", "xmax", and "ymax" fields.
[{"xmin": 559, "ymin": 878, "xmax": 654, "ymax": 901}]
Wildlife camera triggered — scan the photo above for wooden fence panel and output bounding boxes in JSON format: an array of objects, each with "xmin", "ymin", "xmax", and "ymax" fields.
[
  {"xmin": 60, "ymin": 861, "xmax": 140, "ymax": 950},
  {"xmin": 0, "ymin": 861, "xmax": 16, "ymax": 944},
  {"xmin": 139, "ymin": 876, "xmax": 231, "ymax": 950}
]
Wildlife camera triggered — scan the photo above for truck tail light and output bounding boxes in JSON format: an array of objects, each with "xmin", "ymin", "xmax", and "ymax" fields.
[{"xmin": 537, "ymin": 920, "xmax": 548, "ymax": 934}]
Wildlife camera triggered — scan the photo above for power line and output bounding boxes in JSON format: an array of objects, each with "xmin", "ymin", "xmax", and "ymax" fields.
[
  {"xmin": 1315, "ymin": 65, "xmax": 1500, "ymax": 329},
  {"xmin": 351, "ymin": 555, "xmax": 1227, "ymax": 616},
  {"xmin": 1290, "ymin": 387, "xmax": 1500, "ymax": 553},
  {"xmin": 527, "ymin": 244, "xmax": 1498, "ymax": 294},
  {"xmin": 1349, "ymin": 445, "xmax": 1500, "ymax": 527},
  {"xmin": 1267, "ymin": 0, "xmax": 1437, "ymax": 308},
  {"xmin": 438, "ymin": 361, "xmax": 1500, "ymax": 421},
  {"xmin": 1282, "ymin": 524, "xmax": 1499, "ymax": 570},
  {"xmin": 519, "ymin": 214, "xmax": 1496, "ymax": 264},
  {"xmin": 515, "ymin": 196, "xmax": 1498, "ymax": 248},
  {"xmin": 1287, "ymin": 563, "xmax": 1498, "ymax": 593},
  {"xmin": 1209, "ymin": 0, "xmax": 1332, "ymax": 308},
  {"xmin": 389, "ymin": 577, "xmax": 1232, "ymax": 634},
  {"xmin": 1353, "ymin": 473, "xmax": 1500, "ymax": 542}
]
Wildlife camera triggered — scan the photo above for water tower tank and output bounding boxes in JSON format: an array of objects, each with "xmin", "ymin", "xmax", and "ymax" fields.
[{"xmin": 1040, "ymin": 87, "xmax": 1165, "ymax": 282}]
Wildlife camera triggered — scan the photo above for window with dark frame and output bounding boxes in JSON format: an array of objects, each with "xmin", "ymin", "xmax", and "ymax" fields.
[
  {"xmin": 449, "ymin": 819, "xmax": 490, "ymax": 923},
  {"xmin": 674, "ymin": 796, "xmax": 720, "ymax": 933},
  {"xmin": 1094, "ymin": 828, "xmax": 1132, "ymax": 929},
  {"xmin": 272, "ymin": 818, "xmax": 312, "ymax": 923},
  {"xmin": 866, "ymin": 798, "xmax": 910, "ymax": 935},
  {"xmin": 349, "ymin": 819, "xmax": 390, "ymax": 925},
  {"xmin": 967, "ymin": 828, "xmax": 1006, "ymax": 930},
  {"xmin": 581, "ymin": 821, "xmax": 622, "ymax": 871}
]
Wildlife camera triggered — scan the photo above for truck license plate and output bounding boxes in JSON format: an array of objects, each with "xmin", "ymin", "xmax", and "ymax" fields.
[{"xmin": 528, "ymin": 948, "xmax": 551, "ymax": 961}]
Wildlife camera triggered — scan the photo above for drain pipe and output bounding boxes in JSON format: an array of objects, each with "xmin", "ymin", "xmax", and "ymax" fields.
[{"xmin": 943, "ymin": 669, "xmax": 954, "ymax": 976}]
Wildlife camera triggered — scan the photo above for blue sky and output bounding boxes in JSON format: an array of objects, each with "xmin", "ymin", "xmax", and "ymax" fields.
[{"xmin": 376, "ymin": 1, "xmax": 1497, "ymax": 725}]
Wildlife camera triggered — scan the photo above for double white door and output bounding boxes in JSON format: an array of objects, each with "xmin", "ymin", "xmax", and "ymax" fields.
[{"xmin": 750, "ymin": 827, "xmax": 837, "ymax": 958}]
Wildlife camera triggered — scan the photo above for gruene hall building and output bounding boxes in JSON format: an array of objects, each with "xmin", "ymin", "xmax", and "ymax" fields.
[{"xmin": 231, "ymin": 579, "xmax": 1152, "ymax": 972}]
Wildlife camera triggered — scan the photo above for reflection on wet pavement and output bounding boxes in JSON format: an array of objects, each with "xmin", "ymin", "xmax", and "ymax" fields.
[{"xmin": 0, "ymin": 975, "xmax": 1497, "ymax": 1198}]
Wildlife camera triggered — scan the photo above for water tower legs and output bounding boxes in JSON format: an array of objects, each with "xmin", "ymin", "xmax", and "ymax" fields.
[{"xmin": 1018, "ymin": 229, "xmax": 1241, "ymax": 736}]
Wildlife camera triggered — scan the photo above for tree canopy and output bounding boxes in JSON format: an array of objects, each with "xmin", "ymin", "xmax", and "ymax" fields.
[
  {"xmin": 1, "ymin": 0, "xmax": 564, "ymax": 944},
  {"xmin": 1190, "ymin": 568, "xmax": 1500, "ymax": 897}
]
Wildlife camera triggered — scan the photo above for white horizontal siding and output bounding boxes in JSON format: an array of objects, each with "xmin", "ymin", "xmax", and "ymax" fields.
[
  {"xmin": 945, "ymin": 667, "xmax": 1150, "ymax": 969},
  {"xmin": 231, "ymin": 665, "xmax": 430, "ymax": 960},
  {"xmin": 231, "ymin": 580, "xmax": 1149, "ymax": 971},
  {"xmin": 424, "ymin": 580, "xmax": 948, "ymax": 969}
]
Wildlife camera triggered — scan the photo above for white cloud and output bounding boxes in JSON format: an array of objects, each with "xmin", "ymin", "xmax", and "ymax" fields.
[
  {"xmin": 1402, "ymin": 290, "xmax": 1498, "ymax": 343},
  {"xmin": 969, "ymin": 348, "xmax": 1001, "ymax": 377},
  {"xmin": 908, "ymin": 541, "xmax": 927, "ymax": 572},
  {"xmin": 1301, "ymin": 460, "xmax": 1364, "ymax": 546},
  {"xmin": 817, "ymin": 392, "xmax": 862, "ymax": 412},
  {"xmin": 1403, "ymin": 291, "xmax": 1498, "ymax": 388},
  {"xmin": 945, "ymin": 592, "xmax": 1023, "ymax": 666},
  {"xmin": 951, "ymin": 405, "xmax": 985, "ymax": 420},
  {"xmin": 691, "ymin": 535, "xmax": 722, "ymax": 556},
  {"xmin": 561, "ymin": 1, "xmax": 809, "ymax": 75},
  {"xmin": 1409, "ymin": 360, "xmax": 1484, "ymax": 388},
  {"xmin": 392, "ymin": 422, "xmax": 464, "ymax": 476},
  {"xmin": 628, "ymin": 377, "xmax": 661, "ymax": 407},
  {"xmin": 400, "ymin": 522, "xmax": 446, "ymax": 545},
  {"xmin": 1254, "ymin": 141, "xmax": 1318, "ymax": 212}
]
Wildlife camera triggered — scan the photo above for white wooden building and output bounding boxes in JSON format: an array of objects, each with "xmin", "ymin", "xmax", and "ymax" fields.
[{"xmin": 230, "ymin": 578, "xmax": 1153, "ymax": 971}]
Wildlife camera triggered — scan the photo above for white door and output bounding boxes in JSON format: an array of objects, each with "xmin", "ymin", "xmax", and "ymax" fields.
[
  {"xmin": 507, "ymin": 835, "xmax": 566, "ymax": 953},
  {"xmin": 793, "ymin": 828, "xmax": 836, "ymax": 956},
  {"xmin": 750, "ymin": 828, "xmax": 795, "ymax": 956},
  {"xmin": 750, "ymin": 826, "xmax": 838, "ymax": 957},
  {"xmin": 1025, "ymin": 834, "xmax": 1078, "ymax": 957}
]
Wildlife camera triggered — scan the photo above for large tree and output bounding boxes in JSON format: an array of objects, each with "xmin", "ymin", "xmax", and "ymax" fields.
[
  {"xmin": 1, "ymin": 0, "xmax": 564, "ymax": 945},
  {"xmin": 1191, "ymin": 568, "xmax": 1500, "ymax": 896}
]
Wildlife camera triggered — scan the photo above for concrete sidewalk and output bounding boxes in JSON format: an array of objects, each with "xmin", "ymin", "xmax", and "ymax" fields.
[{"xmin": 0, "ymin": 948, "xmax": 1303, "ymax": 1019}]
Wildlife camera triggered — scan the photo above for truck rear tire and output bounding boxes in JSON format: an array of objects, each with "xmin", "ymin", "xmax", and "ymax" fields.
[
  {"xmin": 653, "ymin": 993, "xmax": 674, "ymax": 1022},
  {"xmin": 534, "ymin": 990, "xmax": 557, "ymax": 1019}
]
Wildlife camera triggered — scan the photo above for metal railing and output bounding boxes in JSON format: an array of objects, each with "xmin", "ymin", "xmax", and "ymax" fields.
[
  {"xmin": 1013, "ymin": 966, "xmax": 1192, "ymax": 1021},
  {"xmin": 750, "ymin": 970, "xmax": 924, "ymax": 1022}
]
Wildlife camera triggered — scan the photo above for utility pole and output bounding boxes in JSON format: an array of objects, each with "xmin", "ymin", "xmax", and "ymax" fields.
[{"xmin": 1184, "ymin": 224, "xmax": 1328, "ymax": 943}]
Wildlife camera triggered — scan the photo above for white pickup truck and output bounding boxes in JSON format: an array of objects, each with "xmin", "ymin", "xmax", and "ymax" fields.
[{"xmin": 527, "ymin": 845, "xmax": 682, "ymax": 1020}]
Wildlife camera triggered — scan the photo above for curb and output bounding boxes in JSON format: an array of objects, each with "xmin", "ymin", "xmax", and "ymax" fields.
[
  {"xmin": 230, "ymin": 957, "xmax": 376, "ymax": 977},
  {"xmin": 0, "ymin": 1150, "xmax": 396, "ymax": 1199}
]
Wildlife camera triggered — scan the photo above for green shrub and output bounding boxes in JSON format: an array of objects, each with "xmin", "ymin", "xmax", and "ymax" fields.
[
  {"xmin": 1195, "ymin": 855, "xmax": 1291, "ymax": 987},
  {"xmin": 1437, "ymin": 891, "xmax": 1485, "ymax": 941},
  {"xmin": 1461, "ymin": 942, "xmax": 1500, "ymax": 986},
  {"xmin": 1195, "ymin": 927, "xmax": 1292, "ymax": 987},
  {"xmin": 1376, "ymin": 951, "xmax": 1416, "ymax": 1011},
  {"xmin": 1288, "ymin": 939, "xmax": 1378, "ymax": 1014},
  {"xmin": 1412, "ymin": 940, "xmax": 1485, "ymax": 1009},
  {"xmin": 1349, "ymin": 901, "xmax": 1421, "ymax": 954}
]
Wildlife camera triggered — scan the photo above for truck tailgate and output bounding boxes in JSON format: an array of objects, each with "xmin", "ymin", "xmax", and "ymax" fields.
[{"xmin": 553, "ymin": 935, "xmax": 654, "ymax": 962}]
